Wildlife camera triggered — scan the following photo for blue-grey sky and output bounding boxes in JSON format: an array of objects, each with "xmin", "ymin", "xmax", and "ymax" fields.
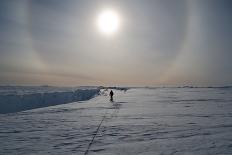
[{"xmin": 0, "ymin": 0, "xmax": 231, "ymax": 86}]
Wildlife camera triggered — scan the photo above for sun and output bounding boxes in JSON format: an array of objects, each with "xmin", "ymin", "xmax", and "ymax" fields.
[{"xmin": 97, "ymin": 9, "xmax": 120, "ymax": 35}]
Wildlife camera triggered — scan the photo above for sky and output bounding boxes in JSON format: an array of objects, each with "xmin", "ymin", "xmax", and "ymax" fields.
[{"xmin": 0, "ymin": 0, "xmax": 231, "ymax": 86}]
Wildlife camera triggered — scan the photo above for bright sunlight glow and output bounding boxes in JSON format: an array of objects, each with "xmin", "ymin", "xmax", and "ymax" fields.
[{"xmin": 97, "ymin": 9, "xmax": 120, "ymax": 35}]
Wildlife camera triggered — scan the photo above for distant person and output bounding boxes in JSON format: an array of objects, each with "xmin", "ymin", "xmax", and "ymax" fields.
[{"xmin": 109, "ymin": 90, "xmax": 114, "ymax": 102}]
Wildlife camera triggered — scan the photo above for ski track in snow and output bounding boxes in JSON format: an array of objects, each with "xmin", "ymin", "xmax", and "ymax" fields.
[{"xmin": 1, "ymin": 88, "xmax": 232, "ymax": 155}]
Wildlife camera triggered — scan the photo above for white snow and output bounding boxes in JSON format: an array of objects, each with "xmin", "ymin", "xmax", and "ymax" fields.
[{"xmin": 0, "ymin": 87, "xmax": 232, "ymax": 154}]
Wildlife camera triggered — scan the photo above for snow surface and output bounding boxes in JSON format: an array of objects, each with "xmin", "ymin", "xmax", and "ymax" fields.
[
  {"xmin": 0, "ymin": 86, "xmax": 87, "ymax": 95},
  {"xmin": 1, "ymin": 88, "xmax": 232, "ymax": 154},
  {"xmin": 0, "ymin": 86, "xmax": 100, "ymax": 114}
]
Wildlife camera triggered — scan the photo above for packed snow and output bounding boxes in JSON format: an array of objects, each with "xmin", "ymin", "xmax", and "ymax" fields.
[
  {"xmin": 0, "ymin": 87, "xmax": 232, "ymax": 155},
  {"xmin": 0, "ymin": 86, "xmax": 100, "ymax": 114}
]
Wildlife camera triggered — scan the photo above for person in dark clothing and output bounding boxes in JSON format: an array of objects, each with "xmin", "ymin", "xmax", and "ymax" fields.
[{"xmin": 109, "ymin": 90, "xmax": 114, "ymax": 102}]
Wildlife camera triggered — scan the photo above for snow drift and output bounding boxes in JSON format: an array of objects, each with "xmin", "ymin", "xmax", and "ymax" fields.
[{"xmin": 0, "ymin": 88, "xmax": 100, "ymax": 114}]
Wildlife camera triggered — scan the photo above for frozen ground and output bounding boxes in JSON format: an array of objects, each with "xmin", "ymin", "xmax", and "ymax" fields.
[
  {"xmin": 0, "ymin": 88, "xmax": 232, "ymax": 155},
  {"xmin": 0, "ymin": 86, "xmax": 99, "ymax": 95},
  {"xmin": 0, "ymin": 86, "xmax": 100, "ymax": 113}
]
